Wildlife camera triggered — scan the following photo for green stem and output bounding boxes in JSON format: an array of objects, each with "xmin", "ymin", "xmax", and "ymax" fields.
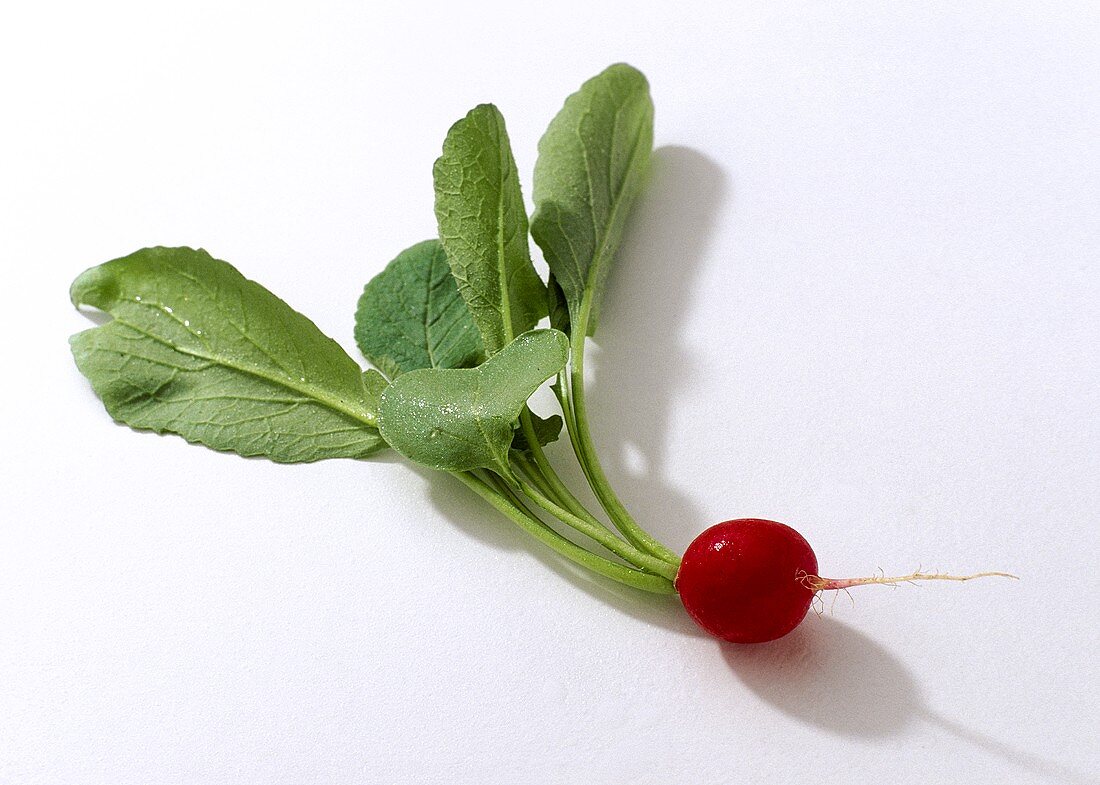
[
  {"xmin": 565, "ymin": 311, "xmax": 681, "ymax": 567},
  {"xmin": 517, "ymin": 408, "xmax": 577, "ymax": 511},
  {"xmin": 512, "ymin": 452, "xmax": 625, "ymax": 554},
  {"xmin": 508, "ymin": 474, "xmax": 679, "ymax": 581},
  {"xmin": 510, "ymin": 450, "xmax": 560, "ymax": 505},
  {"xmin": 451, "ymin": 471, "xmax": 675, "ymax": 594},
  {"xmin": 513, "ymin": 419, "xmax": 613, "ymax": 534},
  {"xmin": 553, "ymin": 372, "xmax": 585, "ymax": 467},
  {"xmin": 491, "ymin": 466, "xmax": 661, "ymax": 582},
  {"xmin": 487, "ymin": 471, "xmax": 547, "ymax": 524}
]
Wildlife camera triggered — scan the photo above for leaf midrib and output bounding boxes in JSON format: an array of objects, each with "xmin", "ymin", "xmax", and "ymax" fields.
[
  {"xmin": 577, "ymin": 97, "xmax": 648, "ymax": 329},
  {"xmin": 113, "ymin": 315, "xmax": 378, "ymax": 431},
  {"xmin": 424, "ymin": 253, "xmax": 439, "ymax": 367},
  {"xmin": 495, "ymin": 114, "xmax": 514, "ymax": 347}
]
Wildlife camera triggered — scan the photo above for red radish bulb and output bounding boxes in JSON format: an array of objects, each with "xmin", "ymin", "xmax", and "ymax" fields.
[{"xmin": 676, "ymin": 518, "xmax": 818, "ymax": 644}]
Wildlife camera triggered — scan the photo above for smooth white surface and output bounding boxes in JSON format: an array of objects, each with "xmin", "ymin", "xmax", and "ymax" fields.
[{"xmin": 2, "ymin": 2, "xmax": 1098, "ymax": 782}]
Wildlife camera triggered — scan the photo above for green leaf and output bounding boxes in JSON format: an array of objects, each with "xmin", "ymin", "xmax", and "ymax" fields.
[
  {"xmin": 377, "ymin": 329, "xmax": 569, "ymax": 473},
  {"xmin": 530, "ymin": 63, "xmax": 654, "ymax": 336},
  {"xmin": 354, "ymin": 239, "xmax": 484, "ymax": 377},
  {"xmin": 361, "ymin": 368, "xmax": 389, "ymax": 423},
  {"xmin": 546, "ymin": 273, "xmax": 571, "ymax": 336},
  {"xmin": 70, "ymin": 247, "xmax": 386, "ymax": 463},
  {"xmin": 511, "ymin": 411, "xmax": 564, "ymax": 454},
  {"xmin": 433, "ymin": 103, "xmax": 547, "ymax": 355}
]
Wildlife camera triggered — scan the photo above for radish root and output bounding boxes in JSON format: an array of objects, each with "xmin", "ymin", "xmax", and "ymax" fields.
[{"xmin": 796, "ymin": 569, "xmax": 1018, "ymax": 593}]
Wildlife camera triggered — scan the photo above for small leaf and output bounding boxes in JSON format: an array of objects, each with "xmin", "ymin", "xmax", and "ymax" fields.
[
  {"xmin": 434, "ymin": 104, "xmax": 547, "ymax": 355},
  {"xmin": 546, "ymin": 273, "xmax": 571, "ymax": 336},
  {"xmin": 530, "ymin": 64, "xmax": 654, "ymax": 336},
  {"xmin": 354, "ymin": 239, "xmax": 484, "ymax": 376},
  {"xmin": 70, "ymin": 247, "xmax": 385, "ymax": 463},
  {"xmin": 377, "ymin": 329, "xmax": 569, "ymax": 473},
  {"xmin": 511, "ymin": 411, "xmax": 564, "ymax": 454},
  {"xmin": 361, "ymin": 368, "xmax": 389, "ymax": 423}
]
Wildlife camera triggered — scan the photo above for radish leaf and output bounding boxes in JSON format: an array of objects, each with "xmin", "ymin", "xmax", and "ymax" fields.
[
  {"xmin": 546, "ymin": 273, "xmax": 571, "ymax": 335},
  {"xmin": 70, "ymin": 247, "xmax": 386, "ymax": 463},
  {"xmin": 511, "ymin": 411, "xmax": 564, "ymax": 454},
  {"xmin": 361, "ymin": 368, "xmax": 389, "ymax": 422},
  {"xmin": 433, "ymin": 104, "xmax": 546, "ymax": 355},
  {"xmin": 354, "ymin": 239, "xmax": 484, "ymax": 377},
  {"xmin": 377, "ymin": 329, "xmax": 568, "ymax": 473},
  {"xmin": 530, "ymin": 64, "xmax": 654, "ymax": 336}
]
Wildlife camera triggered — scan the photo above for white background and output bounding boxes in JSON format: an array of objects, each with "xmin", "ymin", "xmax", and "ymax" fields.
[{"xmin": 2, "ymin": 2, "xmax": 1098, "ymax": 783}]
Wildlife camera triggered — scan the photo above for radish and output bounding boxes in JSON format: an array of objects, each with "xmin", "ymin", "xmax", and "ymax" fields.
[
  {"xmin": 677, "ymin": 519, "xmax": 819, "ymax": 644},
  {"xmin": 68, "ymin": 64, "xmax": 1014, "ymax": 647},
  {"xmin": 676, "ymin": 519, "xmax": 1015, "ymax": 643}
]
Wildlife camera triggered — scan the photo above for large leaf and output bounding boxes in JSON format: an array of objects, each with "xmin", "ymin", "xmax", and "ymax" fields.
[
  {"xmin": 530, "ymin": 63, "xmax": 654, "ymax": 336},
  {"xmin": 70, "ymin": 247, "xmax": 385, "ymax": 463},
  {"xmin": 354, "ymin": 239, "xmax": 483, "ymax": 377},
  {"xmin": 433, "ymin": 103, "xmax": 546, "ymax": 355},
  {"xmin": 377, "ymin": 329, "xmax": 569, "ymax": 473}
]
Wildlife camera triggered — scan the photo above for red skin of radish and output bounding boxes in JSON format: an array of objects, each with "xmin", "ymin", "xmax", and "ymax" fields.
[{"xmin": 676, "ymin": 518, "xmax": 818, "ymax": 644}]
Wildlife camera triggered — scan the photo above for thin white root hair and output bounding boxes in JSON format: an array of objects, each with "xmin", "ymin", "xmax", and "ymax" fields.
[{"xmin": 797, "ymin": 569, "xmax": 1019, "ymax": 593}]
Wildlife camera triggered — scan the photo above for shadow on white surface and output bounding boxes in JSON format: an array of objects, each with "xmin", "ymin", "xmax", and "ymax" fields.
[
  {"xmin": 568, "ymin": 145, "xmax": 727, "ymax": 554},
  {"xmin": 723, "ymin": 617, "xmax": 1097, "ymax": 784},
  {"xmin": 722, "ymin": 615, "xmax": 917, "ymax": 737},
  {"xmin": 926, "ymin": 711, "xmax": 1099, "ymax": 785}
]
